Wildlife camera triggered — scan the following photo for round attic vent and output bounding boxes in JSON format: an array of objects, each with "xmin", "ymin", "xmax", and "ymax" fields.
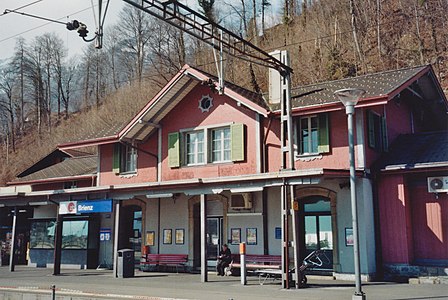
[{"xmin": 198, "ymin": 95, "xmax": 213, "ymax": 112}]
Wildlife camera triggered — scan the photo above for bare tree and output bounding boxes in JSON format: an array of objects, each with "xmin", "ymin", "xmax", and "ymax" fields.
[
  {"xmin": 118, "ymin": 5, "xmax": 153, "ymax": 83},
  {"xmin": 198, "ymin": 0, "xmax": 217, "ymax": 23},
  {"xmin": 261, "ymin": 0, "xmax": 271, "ymax": 34},
  {"xmin": 349, "ymin": 0, "xmax": 366, "ymax": 73},
  {"xmin": 0, "ymin": 66, "xmax": 17, "ymax": 151},
  {"xmin": 10, "ymin": 38, "xmax": 27, "ymax": 134}
]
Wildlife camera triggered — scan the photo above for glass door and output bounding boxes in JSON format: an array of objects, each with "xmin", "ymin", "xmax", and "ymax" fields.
[
  {"xmin": 131, "ymin": 210, "xmax": 142, "ymax": 263},
  {"xmin": 302, "ymin": 197, "xmax": 333, "ymax": 270},
  {"xmin": 206, "ymin": 217, "xmax": 223, "ymax": 264}
]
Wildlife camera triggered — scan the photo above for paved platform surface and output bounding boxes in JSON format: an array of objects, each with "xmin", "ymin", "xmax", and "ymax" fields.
[{"xmin": 0, "ymin": 266, "xmax": 447, "ymax": 300}]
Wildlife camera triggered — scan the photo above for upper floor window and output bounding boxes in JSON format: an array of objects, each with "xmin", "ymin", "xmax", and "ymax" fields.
[
  {"xmin": 211, "ymin": 127, "xmax": 231, "ymax": 162},
  {"xmin": 113, "ymin": 143, "xmax": 137, "ymax": 174},
  {"xmin": 168, "ymin": 124, "xmax": 244, "ymax": 168},
  {"xmin": 122, "ymin": 144, "xmax": 137, "ymax": 172},
  {"xmin": 63, "ymin": 181, "xmax": 77, "ymax": 189},
  {"xmin": 186, "ymin": 130, "xmax": 205, "ymax": 165},
  {"xmin": 367, "ymin": 110, "xmax": 388, "ymax": 152},
  {"xmin": 297, "ymin": 114, "xmax": 329, "ymax": 155}
]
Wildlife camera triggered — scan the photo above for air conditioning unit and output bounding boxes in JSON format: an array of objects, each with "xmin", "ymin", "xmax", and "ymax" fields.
[
  {"xmin": 427, "ymin": 176, "xmax": 448, "ymax": 193},
  {"xmin": 230, "ymin": 193, "xmax": 252, "ymax": 209}
]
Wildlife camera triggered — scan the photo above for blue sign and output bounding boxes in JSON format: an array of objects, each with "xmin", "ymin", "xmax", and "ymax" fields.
[
  {"xmin": 100, "ymin": 228, "xmax": 112, "ymax": 241},
  {"xmin": 275, "ymin": 227, "xmax": 281, "ymax": 239},
  {"xmin": 77, "ymin": 200, "xmax": 112, "ymax": 214}
]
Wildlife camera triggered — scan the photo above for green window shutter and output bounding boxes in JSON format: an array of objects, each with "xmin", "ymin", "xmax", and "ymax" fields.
[
  {"xmin": 168, "ymin": 132, "xmax": 180, "ymax": 168},
  {"xmin": 317, "ymin": 113, "xmax": 330, "ymax": 153},
  {"xmin": 231, "ymin": 123, "xmax": 245, "ymax": 162},
  {"xmin": 381, "ymin": 116, "xmax": 388, "ymax": 152},
  {"xmin": 112, "ymin": 143, "xmax": 121, "ymax": 174},
  {"xmin": 367, "ymin": 111, "xmax": 376, "ymax": 149}
]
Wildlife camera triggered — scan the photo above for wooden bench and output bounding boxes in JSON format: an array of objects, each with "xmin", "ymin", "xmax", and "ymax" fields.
[
  {"xmin": 140, "ymin": 254, "xmax": 188, "ymax": 273},
  {"xmin": 227, "ymin": 254, "xmax": 281, "ymax": 275}
]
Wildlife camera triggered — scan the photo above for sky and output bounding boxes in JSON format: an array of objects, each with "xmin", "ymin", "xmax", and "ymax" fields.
[
  {"xmin": 0, "ymin": 0, "xmax": 282, "ymax": 63},
  {"xmin": 0, "ymin": 0, "xmax": 126, "ymax": 62}
]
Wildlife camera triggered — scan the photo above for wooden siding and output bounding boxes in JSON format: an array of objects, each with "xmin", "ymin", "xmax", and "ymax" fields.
[
  {"xmin": 378, "ymin": 174, "xmax": 412, "ymax": 263},
  {"xmin": 411, "ymin": 183, "xmax": 448, "ymax": 261}
]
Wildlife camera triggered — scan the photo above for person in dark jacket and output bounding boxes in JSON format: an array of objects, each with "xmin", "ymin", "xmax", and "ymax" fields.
[{"xmin": 216, "ymin": 244, "xmax": 232, "ymax": 276}]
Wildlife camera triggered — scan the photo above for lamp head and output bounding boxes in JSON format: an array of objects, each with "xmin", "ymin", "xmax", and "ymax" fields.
[{"xmin": 334, "ymin": 88, "xmax": 366, "ymax": 107}]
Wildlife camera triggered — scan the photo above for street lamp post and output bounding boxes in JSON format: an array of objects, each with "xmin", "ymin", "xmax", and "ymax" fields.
[{"xmin": 334, "ymin": 88, "xmax": 366, "ymax": 300}]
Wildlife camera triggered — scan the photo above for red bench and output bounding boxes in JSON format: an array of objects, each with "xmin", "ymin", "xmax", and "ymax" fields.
[
  {"xmin": 228, "ymin": 254, "xmax": 281, "ymax": 275},
  {"xmin": 140, "ymin": 254, "xmax": 188, "ymax": 273}
]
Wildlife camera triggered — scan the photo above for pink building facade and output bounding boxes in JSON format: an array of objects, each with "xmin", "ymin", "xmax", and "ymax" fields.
[{"xmin": 0, "ymin": 64, "xmax": 447, "ymax": 281}]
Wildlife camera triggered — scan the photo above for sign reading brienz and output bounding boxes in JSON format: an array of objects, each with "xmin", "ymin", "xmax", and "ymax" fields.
[
  {"xmin": 77, "ymin": 200, "xmax": 112, "ymax": 213},
  {"xmin": 59, "ymin": 199, "xmax": 112, "ymax": 215}
]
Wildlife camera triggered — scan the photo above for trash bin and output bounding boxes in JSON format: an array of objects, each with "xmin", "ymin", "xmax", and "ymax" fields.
[{"xmin": 117, "ymin": 249, "xmax": 134, "ymax": 278}]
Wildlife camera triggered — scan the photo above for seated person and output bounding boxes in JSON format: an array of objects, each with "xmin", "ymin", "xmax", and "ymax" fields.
[{"xmin": 216, "ymin": 244, "xmax": 232, "ymax": 276}]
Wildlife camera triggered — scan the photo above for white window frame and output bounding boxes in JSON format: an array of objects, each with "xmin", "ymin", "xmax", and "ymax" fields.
[
  {"xmin": 210, "ymin": 126, "xmax": 231, "ymax": 163},
  {"xmin": 180, "ymin": 122, "xmax": 233, "ymax": 166},
  {"xmin": 122, "ymin": 144, "xmax": 137, "ymax": 173},
  {"xmin": 185, "ymin": 130, "xmax": 205, "ymax": 165}
]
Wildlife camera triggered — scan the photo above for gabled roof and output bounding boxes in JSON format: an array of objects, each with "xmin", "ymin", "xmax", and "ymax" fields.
[
  {"xmin": 58, "ymin": 121, "xmax": 126, "ymax": 149},
  {"xmin": 376, "ymin": 131, "xmax": 448, "ymax": 171},
  {"xmin": 11, "ymin": 156, "xmax": 97, "ymax": 184},
  {"xmin": 119, "ymin": 65, "xmax": 270, "ymax": 142},
  {"xmin": 59, "ymin": 65, "xmax": 269, "ymax": 148},
  {"xmin": 273, "ymin": 65, "xmax": 446, "ymax": 113}
]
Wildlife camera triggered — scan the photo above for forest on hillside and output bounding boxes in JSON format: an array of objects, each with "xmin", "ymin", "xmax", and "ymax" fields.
[{"xmin": 0, "ymin": 0, "xmax": 446, "ymax": 184}]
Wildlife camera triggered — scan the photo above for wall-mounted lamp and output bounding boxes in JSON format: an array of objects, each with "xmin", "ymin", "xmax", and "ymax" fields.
[
  {"xmin": 146, "ymin": 193, "xmax": 174, "ymax": 199},
  {"xmin": 29, "ymin": 201, "xmax": 49, "ymax": 206}
]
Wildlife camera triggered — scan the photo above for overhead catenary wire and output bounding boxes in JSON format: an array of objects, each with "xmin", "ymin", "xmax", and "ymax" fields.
[
  {"xmin": 0, "ymin": 6, "xmax": 94, "ymax": 44},
  {"xmin": 90, "ymin": 0, "xmax": 98, "ymax": 28},
  {"xmin": 0, "ymin": 3, "xmax": 440, "ymax": 54},
  {"xmin": 0, "ymin": 0, "xmax": 43, "ymax": 17},
  {"xmin": 3, "ymin": 9, "xmax": 66, "ymax": 25}
]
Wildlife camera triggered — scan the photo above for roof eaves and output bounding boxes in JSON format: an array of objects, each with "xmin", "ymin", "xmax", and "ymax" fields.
[
  {"xmin": 7, "ymin": 174, "xmax": 97, "ymax": 186},
  {"xmin": 381, "ymin": 162, "xmax": 448, "ymax": 172},
  {"xmin": 386, "ymin": 65, "xmax": 430, "ymax": 99},
  {"xmin": 119, "ymin": 66, "xmax": 191, "ymax": 138},
  {"xmin": 58, "ymin": 135, "xmax": 119, "ymax": 150},
  {"xmin": 272, "ymin": 95, "xmax": 389, "ymax": 115}
]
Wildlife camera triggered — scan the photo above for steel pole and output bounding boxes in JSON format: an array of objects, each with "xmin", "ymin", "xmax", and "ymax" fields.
[
  {"xmin": 346, "ymin": 104, "xmax": 365, "ymax": 300},
  {"xmin": 9, "ymin": 207, "xmax": 17, "ymax": 272},
  {"xmin": 200, "ymin": 194, "xmax": 208, "ymax": 282},
  {"xmin": 113, "ymin": 201, "xmax": 120, "ymax": 278},
  {"xmin": 53, "ymin": 212, "xmax": 63, "ymax": 276}
]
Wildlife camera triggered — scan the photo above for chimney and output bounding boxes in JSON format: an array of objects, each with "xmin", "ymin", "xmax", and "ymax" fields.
[{"xmin": 268, "ymin": 50, "xmax": 282, "ymax": 104}]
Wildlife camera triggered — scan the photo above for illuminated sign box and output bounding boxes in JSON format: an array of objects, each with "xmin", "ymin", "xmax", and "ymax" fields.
[{"xmin": 59, "ymin": 200, "xmax": 112, "ymax": 215}]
